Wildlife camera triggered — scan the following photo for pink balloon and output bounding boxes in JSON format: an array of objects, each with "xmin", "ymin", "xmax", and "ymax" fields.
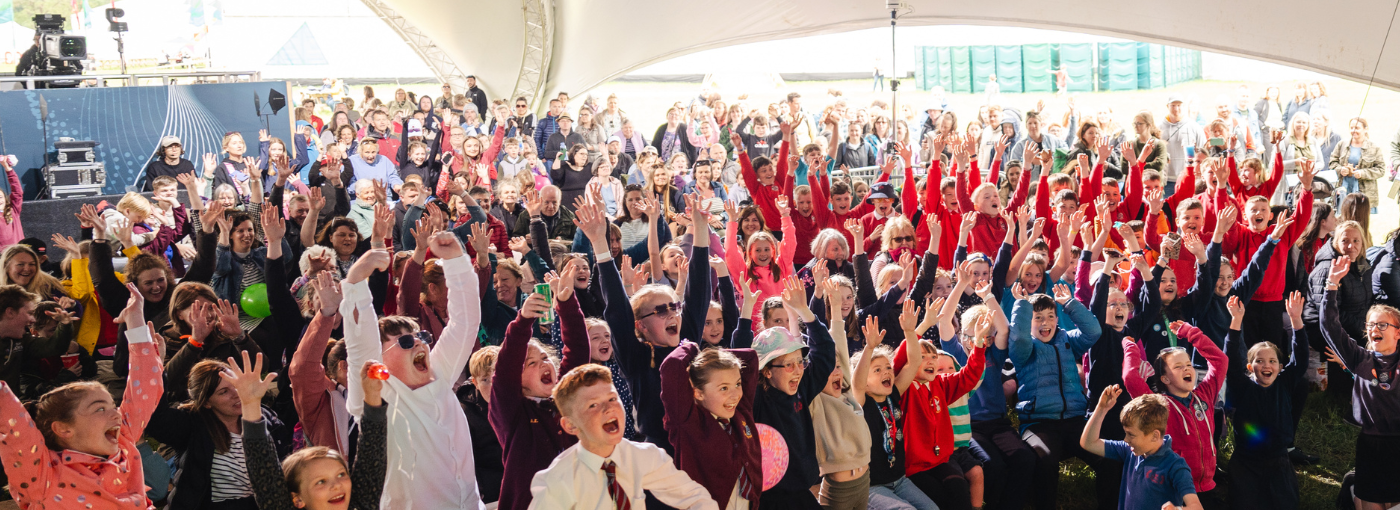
[{"xmin": 757, "ymin": 423, "xmax": 789, "ymax": 491}]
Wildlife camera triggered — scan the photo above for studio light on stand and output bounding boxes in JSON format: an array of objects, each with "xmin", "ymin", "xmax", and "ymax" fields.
[
  {"xmin": 253, "ymin": 88, "xmax": 287, "ymax": 131},
  {"xmin": 107, "ymin": 8, "xmax": 128, "ymax": 75}
]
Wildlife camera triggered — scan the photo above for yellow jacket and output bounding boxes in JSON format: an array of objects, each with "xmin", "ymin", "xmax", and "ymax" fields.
[{"xmin": 62, "ymin": 245, "xmax": 141, "ymax": 354}]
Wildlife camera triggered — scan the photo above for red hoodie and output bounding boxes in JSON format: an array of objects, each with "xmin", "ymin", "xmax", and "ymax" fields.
[
  {"xmin": 1122, "ymin": 324, "xmax": 1226, "ymax": 492},
  {"xmin": 1219, "ymin": 180, "xmax": 1311, "ymax": 303}
]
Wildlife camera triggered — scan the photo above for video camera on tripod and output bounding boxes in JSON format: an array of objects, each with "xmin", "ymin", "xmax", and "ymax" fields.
[{"xmin": 22, "ymin": 14, "xmax": 86, "ymax": 88}]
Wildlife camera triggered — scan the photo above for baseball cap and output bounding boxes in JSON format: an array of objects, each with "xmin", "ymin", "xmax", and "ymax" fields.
[
  {"xmin": 607, "ymin": 135, "xmax": 621, "ymax": 144},
  {"xmin": 408, "ymin": 119, "xmax": 423, "ymax": 137},
  {"xmin": 558, "ymin": 113, "xmax": 573, "ymax": 122},
  {"xmin": 18, "ymin": 237, "xmax": 45, "ymax": 256},
  {"xmin": 1166, "ymin": 94, "xmax": 1185, "ymax": 105},
  {"xmin": 159, "ymin": 135, "xmax": 181, "ymax": 148}
]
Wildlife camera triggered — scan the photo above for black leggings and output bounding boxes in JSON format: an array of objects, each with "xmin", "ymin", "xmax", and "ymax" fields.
[
  {"xmin": 1022, "ymin": 417, "xmax": 1122, "ymax": 510},
  {"xmin": 971, "ymin": 418, "xmax": 1036, "ymax": 510},
  {"xmin": 908, "ymin": 462, "xmax": 971, "ymax": 510}
]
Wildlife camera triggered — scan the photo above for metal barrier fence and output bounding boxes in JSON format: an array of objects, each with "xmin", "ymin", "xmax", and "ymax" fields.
[
  {"xmin": 832, "ymin": 165, "xmax": 906, "ymax": 188},
  {"xmin": 0, "ymin": 70, "xmax": 263, "ymax": 90}
]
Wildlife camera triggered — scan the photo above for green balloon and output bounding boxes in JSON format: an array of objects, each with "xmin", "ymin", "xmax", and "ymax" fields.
[{"xmin": 240, "ymin": 283, "xmax": 271, "ymax": 318}]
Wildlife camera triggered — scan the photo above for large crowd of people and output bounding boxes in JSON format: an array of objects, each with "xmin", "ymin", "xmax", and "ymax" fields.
[{"xmin": 0, "ymin": 78, "xmax": 1397, "ymax": 510}]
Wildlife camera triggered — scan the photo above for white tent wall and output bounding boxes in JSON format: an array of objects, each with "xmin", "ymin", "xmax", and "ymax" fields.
[
  {"xmin": 381, "ymin": 0, "xmax": 1400, "ymax": 101},
  {"xmin": 215, "ymin": 0, "xmax": 432, "ymax": 81}
]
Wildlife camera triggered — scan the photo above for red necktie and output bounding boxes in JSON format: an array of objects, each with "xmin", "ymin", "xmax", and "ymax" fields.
[{"xmin": 604, "ymin": 460, "xmax": 631, "ymax": 510}]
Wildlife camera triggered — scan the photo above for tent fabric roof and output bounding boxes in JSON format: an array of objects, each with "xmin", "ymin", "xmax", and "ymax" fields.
[{"xmin": 382, "ymin": 0, "xmax": 1400, "ymax": 101}]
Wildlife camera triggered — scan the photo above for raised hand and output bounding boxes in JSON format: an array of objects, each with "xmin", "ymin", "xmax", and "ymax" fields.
[
  {"xmin": 50, "ymin": 233, "xmax": 80, "ymax": 256},
  {"xmin": 188, "ymin": 300, "xmax": 214, "ymax": 344},
  {"xmin": 112, "ymin": 217, "xmax": 135, "ymax": 249},
  {"xmin": 548, "ymin": 263, "xmax": 578, "ymax": 302},
  {"xmin": 1011, "ymin": 282, "xmax": 1028, "ymax": 301},
  {"xmin": 1098, "ymin": 384, "xmax": 1122, "ymax": 411},
  {"xmin": 971, "ymin": 314, "xmax": 994, "ymax": 348},
  {"xmin": 775, "ymin": 194, "xmax": 791, "ymax": 218},
  {"xmin": 201, "ymin": 201, "xmax": 227, "ymax": 234},
  {"xmin": 1285, "ymin": 290, "xmax": 1304, "ymax": 321},
  {"xmin": 845, "ymin": 218, "xmax": 865, "ymax": 252},
  {"xmin": 508, "ymin": 236, "xmax": 529, "ymax": 255},
  {"xmin": 1181, "ymin": 232, "xmax": 1206, "ymax": 260},
  {"xmin": 898, "ymin": 298, "xmax": 920, "ymax": 332},
  {"xmin": 202, "ymin": 153, "xmax": 218, "ymax": 180},
  {"xmin": 1226, "ymin": 295, "xmax": 1246, "ymax": 322},
  {"xmin": 308, "ymin": 187, "xmax": 326, "ymax": 212},
  {"xmin": 810, "ymin": 262, "xmax": 831, "ymax": 296},
  {"xmin": 360, "ymin": 360, "xmax": 385, "ymax": 406},
  {"xmin": 961, "ymin": 211, "xmax": 978, "ymax": 233},
  {"xmin": 1328, "ymin": 255, "xmax": 1351, "ymax": 285},
  {"xmin": 1120, "ymin": 142, "xmax": 1136, "ymax": 166},
  {"xmin": 370, "ymin": 203, "xmax": 394, "ymax": 244},
  {"xmin": 1269, "ymin": 210, "xmax": 1294, "ymax": 240},
  {"xmin": 1145, "ymin": 188, "xmax": 1164, "ymax": 216},
  {"xmin": 261, "ymin": 205, "xmax": 285, "ymax": 244},
  {"xmin": 76, "ymin": 203, "xmax": 103, "ymax": 237},
  {"xmin": 1052, "ymin": 283, "xmax": 1073, "ymax": 305},
  {"xmin": 574, "ymin": 200, "xmax": 609, "ymax": 246},
  {"xmin": 311, "ymin": 271, "xmax": 342, "ymax": 317},
  {"xmin": 222, "ymin": 351, "xmax": 278, "ymax": 407},
  {"xmin": 467, "ymin": 221, "xmax": 491, "ymax": 256},
  {"xmin": 429, "ymin": 230, "xmax": 465, "ymax": 260},
  {"xmin": 779, "ymin": 275, "xmax": 811, "ymax": 318},
  {"xmin": 175, "ymin": 171, "xmax": 197, "ymax": 191},
  {"xmin": 113, "ymin": 282, "xmax": 144, "ymax": 328},
  {"xmin": 347, "ymin": 249, "xmax": 392, "ymax": 284},
  {"xmin": 216, "ymin": 299, "xmax": 242, "ymax": 338},
  {"xmin": 862, "ymin": 316, "xmax": 885, "ymax": 347}
]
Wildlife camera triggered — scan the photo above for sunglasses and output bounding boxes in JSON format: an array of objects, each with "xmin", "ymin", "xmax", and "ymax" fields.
[
  {"xmin": 638, "ymin": 302, "xmax": 681, "ymax": 319},
  {"xmin": 392, "ymin": 330, "xmax": 433, "ymax": 350},
  {"xmin": 891, "ymin": 235, "xmax": 915, "ymax": 243}
]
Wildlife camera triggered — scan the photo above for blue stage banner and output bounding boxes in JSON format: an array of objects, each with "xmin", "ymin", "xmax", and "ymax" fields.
[{"xmin": 0, "ymin": 81, "xmax": 293, "ymax": 198}]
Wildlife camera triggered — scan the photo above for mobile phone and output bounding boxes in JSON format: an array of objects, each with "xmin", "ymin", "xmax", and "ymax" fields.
[
  {"xmin": 1113, "ymin": 221, "xmax": 1124, "ymax": 229},
  {"xmin": 1209, "ymin": 137, "xmax": 1226, "ymax": 147}
]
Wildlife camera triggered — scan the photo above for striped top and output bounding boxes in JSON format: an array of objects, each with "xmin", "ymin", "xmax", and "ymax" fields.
[
  {"xmin": 209, "ymin": 431, "xmax": 255, "ymax": 502},
  {"xmin": 237, "ymin": 257, "xmax": 266, "ymax": 331}
]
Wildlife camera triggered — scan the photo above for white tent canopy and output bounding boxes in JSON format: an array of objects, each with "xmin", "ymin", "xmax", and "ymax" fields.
[{"xmin": 381, "ymin": 0, "xmax": 1400, "ymax": 105}]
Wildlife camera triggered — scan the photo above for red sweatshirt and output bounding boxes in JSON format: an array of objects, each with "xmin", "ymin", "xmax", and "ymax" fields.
[
  {"xmin": 957, "ymin": 159, "xmax": 1027, "ymax": 257},
  {"xmin": 1219, "ymin": 184, "xmax": 1311, "ymax": 302},
  {"xmin": 920, "ymin": 160, "xmax": 962, "ymax": 269},
  {"xmin": 786, "ymin": 166, "xmax": 819, "ymax": 267},
  {"xmin": 739, "ymin": 141, "xmax": 791, "ymax": 228},
  {"xmin": 1225, "ymin": 152, "xmax": 1285, "ymax": 211},
  {"xmin": 810, "ymin": 162, "xmax": 885, "ymax": 255},
  {"xmin": 893, "ymin": 339, "xmax": 986, "ymax": 473}
]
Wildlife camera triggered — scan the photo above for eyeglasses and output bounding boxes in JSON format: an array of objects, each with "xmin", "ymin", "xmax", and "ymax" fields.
[
  {"xmin": 892, "ymin": 236, "xmax": 915, "ymax": 243},
  {"xmin": 638, "ymin": 302, "xmax": 681, "ymax": 319},
  {"xmin": 1108, "ymin": 302, "xmax": 1133, "ymax": 310},
  {"xmin": 769, "ymin": 359, "xmax": 810, "ymax": 372},
  {"xmin": 1366, "ymin": 322, "xmax": 1400, "ymax": 332},
  {"xmin": 393, "ymin": 330, "xmax": 433, "ymax": 350}
]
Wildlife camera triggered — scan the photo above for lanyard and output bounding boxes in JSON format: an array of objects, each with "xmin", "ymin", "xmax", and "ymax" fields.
[{"xmin": 875, "ymin": 399, "xmax": 902, "ymax": 467}]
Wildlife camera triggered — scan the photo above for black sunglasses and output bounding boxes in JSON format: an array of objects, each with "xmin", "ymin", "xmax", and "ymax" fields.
[
  {"xmin": 638, "ymin": 302, "xmax": 681, "ymax": 319},
  {"xmin": 393, "ymin": 330, "xmax": 433, "ymax": 350}
]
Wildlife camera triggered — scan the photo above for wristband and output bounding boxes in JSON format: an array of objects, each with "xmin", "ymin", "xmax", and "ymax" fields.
[{"xmin": 182, "ymin": 334, "xmax": 204, "ymax": 349}]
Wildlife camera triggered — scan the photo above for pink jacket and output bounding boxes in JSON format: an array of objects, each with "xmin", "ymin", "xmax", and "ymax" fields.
[
  {"xmin": 0, "ymin": 166, "xmax": 24, "ymax": 250},
  {"xmin": 289, "ymin": 312, "xmax": 350, "ymax": 453},
  {"xmin": 0, "ymin": 326, "xmax": 162, "ymax": 509},
  {"xmin": 1122, "ymin": 324, "xmax": 1226, "ymax": 492},
  {"xmin": 725, "ymin": 215, "xmax": 797, "ymax": 327}
]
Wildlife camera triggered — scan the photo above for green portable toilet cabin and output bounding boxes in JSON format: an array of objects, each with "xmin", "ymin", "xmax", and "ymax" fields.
[
  {"xmin": 1022, "ymin": 43, "xmax": 1054, "ymax": 92},
  {"xmin": 1098, "ymin": 42, "xmax": 1138, "ymax": 91},
  {"xmin": 1137, "ymin": 43, "xmax": 1165, "ymax": 89},
  {"xmin": 970, "ymin": 45, "xmax": 996, "ymax": 93},
  {"xmin": 950, "ymin": 46, "xmax": 972, "ymax": 93},
  {"xmin": 995, "ymin": 45, "xmax": 1023, "ymax": 93},
  {"xmin": 1055, "ymin": 43, "xmax": 1095, "ymax": 92}
]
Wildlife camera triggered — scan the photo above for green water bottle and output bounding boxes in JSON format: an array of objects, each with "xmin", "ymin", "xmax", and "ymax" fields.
[{"xmin": 536, "ymin": 283, "xmax": 554, "ymax": 324}]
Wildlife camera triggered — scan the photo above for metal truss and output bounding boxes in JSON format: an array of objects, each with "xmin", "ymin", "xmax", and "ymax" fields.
[{"xmin": 359, "ymin": 0, "xmax": 469, "ymax": 90}]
